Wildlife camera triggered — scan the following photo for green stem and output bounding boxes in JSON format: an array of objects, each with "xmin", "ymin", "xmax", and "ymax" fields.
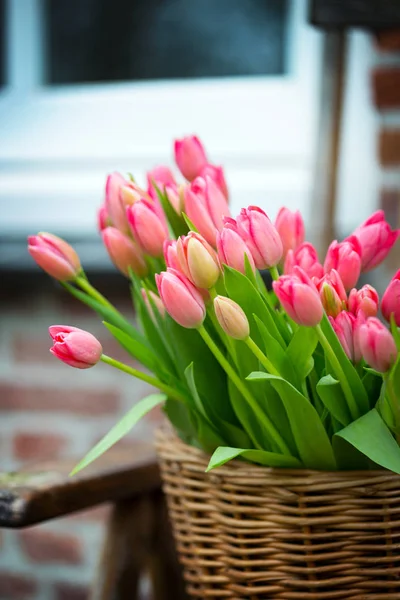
[
  {"xmin": 245, "ymin": 337, "xmax": 280, "ymax": 377},
  {"xmin": 198, "ymin": 325, "xmax": 290, "ymax": 455},
  {"xmin": 76, "ymin": 277, "xmax": 115, "ymax": 310},
  {"xmin": 209, "ymin": 287, "xmax": 218, "ymax": 302},
  {"xmin": 315, "ymin": 325, "xmax": 360, "ymax": 420},
  {"xmin": 101, "ymin": 355, "xmax": 186, "ymax": 403},
  {"xmin": 270, "ymin": 266, "xmax": 280, "ymax": 281}
]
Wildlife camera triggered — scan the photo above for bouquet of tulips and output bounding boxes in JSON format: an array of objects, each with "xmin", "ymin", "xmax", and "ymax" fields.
[{"xmin": 28, "ymin": 136, "xmax": 400, "ymax": 475}]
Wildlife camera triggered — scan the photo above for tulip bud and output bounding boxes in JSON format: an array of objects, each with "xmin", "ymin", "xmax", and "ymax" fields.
[
  {"xmin": 164, "ymin": 240, "xmax": 181, "ymax": 271},
  {"xmin": 147, "ymin": 166, "xmax": 176, "ymax": 200},
  {"xmin": 275, "ymin": 207, "xmax": 305, "ymax": 260},
  {"xmin": 381, "ymin": 270, "xmax": 400, "ymax": 327},
  {"xmin": 348, "ymin": 285, "xmax": 379, "ymax": 318},
  {"xmin": 236, "ymin": 206, "xmax": 283, "ymax": 270},
  {"xmin": 314, "ymin": 270, "xmax": 347, "ymax": 317},
  {"xmin": 177, "ymin": 232, "xmax": 220, "ymax": 289},
  {"xmin": 216, "ymin": 218, "xmax": 255, "ymax": 274},
  {"xmin": 97, "ymin": 205, "xmax": 112, "ymax": 232},
  {"xmin": 199, "ymin": 164, "xmax": 229, "ymax": 199},
  {"xmin": 330, "ymin": 311, "xmax": 357, "ymax": 361},
  {"xmin": 324, "ymin": 236, "xmax": 362, "ymax": 291},
  {"xmin": 127, "ymin": 199, "xmax": 169, "ymax": 257},
  {"xmin": 141, "ymin": 289, "xmax": 165, "ymax": 320},
  {"xmin": 349, "ymin": 210, "xmax": 400, "ymax": 272},
  {"xmin": 359, "ymin": 317, "xmax": 398, "ymax": 372},
  {"xmin": 214, "ymin": 296, "xmax": 250, "ymax": 340},
  {"xmin": 155, "ymin": 268, "xmax": 206, "ymax": 328},
  {"xmin": 105, "ymin": 172, "xmax": 131, "ymax": 233},
  {"xmin": 174, "ymin": 135, "xmax": 208, "ymax": 181},
  {"xmin": 273, "ymin": 267, "xmax": 323, "ymax": 327},
  {"xmin": 28, "ymin": 232, "xmax": 81, "ymax": 282},
  {"xmin": 49, "ymin": 325, "xmax": 102, "ymax": 369},
  {"xmin": 284, "ymin": 242, "xmax": 324, "ymax": 279},
  {"xmin": 184, "ymin": 176, "xmax": 230, "ymax": 246},
  {"xmin": 102, "ymin": 227, "xmax": 148, "ymax": 278}
]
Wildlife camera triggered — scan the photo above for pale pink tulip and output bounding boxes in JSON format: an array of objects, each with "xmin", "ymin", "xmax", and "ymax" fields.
[
  {"xmin": 49, "ymin": 325, "xmax": 102, "ymax": 369},
  {"xmin": 330, "ymin": 311, "xmax": 357, "ymax": 361},
  {"xmin": 314, "ymin": 270, "xmax": 347, "ymax": 317},
  {"xmin": 349, "ymin": 210, "xmax": 400, "ymax": 272},
  {"xmin": 102, "ymin": 227, "xmax": 148, "ymax": 277},
  {"xmin": 184, "ymin": 176, "xmax": 230, "ymax": 246},
  {"xmin": 199, "ymin": 164, "xmax": 229, "ymax": 199},
  {"xmin": 127, "ymin": 199, "xmax": 169, "ymax": 257},
  {"xmin": 214, "ymin": 296, "xmax": 250, "ymax": 340},
  {"xmin": 236, "ymin": 206, "xmax": 283, "ymax": 270},
  {"xmin": 381, "ymin": 269, "xmax": 400, "ymax": 327},
  {"xmin": 273, "ymin": 267, "xmax": 323, "ymax": 327},
  {"xmin": 348, "ymin": 285, "xmax": 379, "ymax": 318},
  {"xmin": 324, "ymin": 236, "xmax": 362, "ymax": 290},
  {"xmin": 176, "ymin": 231, "xmax": 220, "ymax": 289},
  {"xmin": 275, "ymin": 207, "xmax": 305, "ymax": 260},
  {"xmin": 147, "ymin": 166, "xmax": 176, "ymax": 200},
  {"xmin": 284, "ymin": 242, "xmax": 324, "ymax": 279},
  {"xmin": 163, "ymin": 240, "xmax": 181, "ymax": 271},
  {"xmin": 165, "ymin": 184, "xmax": 183, "ymax": 214},
  {"xmin": 174, "ymin": 135, "xmax": 208, "ymax": 181},
  {"xmin": 155, "ymin": 268, "xmax": 206, "ymax": 328},
  {"xmin": 216, "ymin": 218, "xmax": 255, "ymax": 274},
  {"xmin": 97, "ymin": 205, "xmax": 112, "ymax": 232},
  {"xmin": 28, "ymin": 233, "xmax": 81, "ymax": 281},
  {"xmin": 105, "ymin": 172, "xmax": 131, "ymax": 232},
  {"xmin": 141, "ymin": 289, "xmax": 165, "ymax": 320},
  {"xmin": 359, "ymin": 317, "xmax": 397, "ymax": 372}
]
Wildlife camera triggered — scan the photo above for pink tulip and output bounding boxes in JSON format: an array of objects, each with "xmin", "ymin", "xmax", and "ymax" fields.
[
  {"xmin": 324, "ymin": 236, "xmax": 362, "ymax": 291},
  {"xmin": 120, "ymin": 182, "xmax": 150, "ymax": 208},
  {"xmin": 174, "ymin": 135, "xmax": 208, "ymax": 181},
  {"xmin": 348, "ymin": 285, "xmax": 379, "ymax": 318},
  {"xmin": 236, "ymin": 206, "xmax": 283, "ymax": 270},
  {"xmin": 349, "ymin": 210, "xmax": 400, "ymax": 272},
  {"xmin": 127, "ymin": 199, "xmax": 169, "ymax": 257},
  {"xmin": 275, "ymin": 207, "xmax": 305, "ymax": 260},
  {"xmin": 102, "ymin": 227, "xmax": 148, "ymax": 278},
  {"xmin": 176, "ymin": 231, "xmax": 220, "ymax": 289},
  {"xmin": 284, "ymin": 242, "xmax": 324, "ymax": 279},
  {"xmin": 214, "ymin": 296, "xmax": 250, "ymax": 340},
  {"xmin": 49, "ymin": 325, "xmax": 102, "ymax": 369},
  {"xmin": 216, "ymin": 218, "xmax": 255, "ymax": 274},
  {"xmin": 165, "ymin": 184, "xmax": 183, "ymax": 214},
  {"xmin": 141, "ymin": 289, "xmax": 165, "ymax": 320},
  {"xmin": 147, "ymin": 166, "xmax": 176, "ymax": 200},
  {"xmin": 184, "ymin": 176, "xmax": 230, "ymax": 246},
  {"xmin": 105, "ymin": 172, "xmax": 131, "ymax": 233},
  {"xmin": 273, "ymin": 267, "xmax": 323, "ymax": 327},
  {"xmin": 330, "ymin": 311, "xmax": 357, "ymax": 361},
  {"xmin": 199, "ymin": 164, "xmax": 229, "ymax": 199},
  {"xmin": 155, "ymin": 268, "xmax": 206, "ymax": 328},
  {"xmin": 314, "ymin": 269, "xmax": 347, "ymax": 317},
  {"xmin": 97, "ymin": 205, "xmax": 112, "ymax": 232},
  {"xmin": 163, "ymin": 240, "xmax": 181, "ymax": 271},
  {"xmin": 28, "ymin": 233, "xmax": 81, "ymax": 281},
  {"xmin": 359, "ymin": 317, "xmax": 397, "ymax": 372},
  {"xmin": 381, "ymin": 269, "xmax": 400, "ymax": 326}
]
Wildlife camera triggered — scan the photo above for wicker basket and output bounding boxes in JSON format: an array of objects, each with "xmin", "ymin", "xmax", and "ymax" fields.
[{"xmin": 155, "ymin": 427, "xmax": 400, "ymax": 599}]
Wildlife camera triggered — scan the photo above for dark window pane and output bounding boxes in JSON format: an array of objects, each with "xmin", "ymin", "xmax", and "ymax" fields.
[
  {"xmin": 0, "ymin": 0, "xmax": 5, "ymax": 86},
  {"xmin": 45, "ymin": 0, "xmax": 287, "ymax": 85}
]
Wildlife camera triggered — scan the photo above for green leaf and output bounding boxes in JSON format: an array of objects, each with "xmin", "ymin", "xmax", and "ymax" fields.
[
  {"xmin": 332, "ymin": 435, "xmax": 370, "ymax": 470},
  {"xmin": 153, "ymin": 183, "xmax": 188, "ymax": 237},
  {"xmin": 317, "ymin": 375, "xmax": 352, "ymax": 426},
  {"xmin": 70, "ymin": 394, "xmax": 166, "ymax": 475},
  {"xmin": 335, "ymin": 408, "xmax": 400, "ymax": 474},
  {"xmin": 247, "ymin": 372, "xmax": 336, "ymax": 470},
  {"xmin": 181, "ymin": 212, "xmax": 199, "ymax": 233},
  {"xmin": 320, "ymin": 313, "xmax": 369, "ymax": 415},
  {"xmin": 362, "ymin": 369, "xmax": 383, "ymax": 409},
  {"xmin": 254, "ymin": 315, "xmax": 299, "ymax": 388},
  {"xmin": 103, "ymin": 322, "xmax": 160, "ymax": 373},
  {"xmin": 184, "ymin": 362, "xmax": 213, "ymax": 422},
  {"xmin": 163, "ymin": 397, "xmax": 196, "ymax": 442},
  {"xmin": 206, "ymin": 446, "xmax": 303, "ymax": 472},
  {"xmin": 287, "ymin": 327, "xmax": 318, "ymax": 380}
]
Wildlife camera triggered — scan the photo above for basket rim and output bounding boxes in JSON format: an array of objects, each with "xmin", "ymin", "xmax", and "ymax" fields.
[{"xmin": 155, "ymin": 426, "xmax": 400, "ymax": 482}]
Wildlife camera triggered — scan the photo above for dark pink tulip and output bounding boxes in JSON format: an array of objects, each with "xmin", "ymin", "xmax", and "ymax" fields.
[
  {"xmin": 174, "ymin": 135, "xmax": 208, "ymax": 181},
  {"xmin": 359, "ymin": 317, "xmax": 397, "ymax": 372},
  {"xmin": 324, "ymin": 235, "xmax": 362, "ymax": 291},
  {"xmin": 199, "ymin": 164, "xmax": 229, "ymax": 199},
  {"xmin": 284, "ymin": 242, "xmax": 324, "ymax": 279},
  {"xmin": 155, "ymin": 268, "xmax": 206, "ymax": 328},
  {"xmin": 127, "ymin": 199, "xmax": 169, "ymax": 257},
  {"xmin": 349, "ymin": 210, "xmax": 400, "ymax": 272},
  {"xmin": 381, "ymin": 269, "xmax": 400, "ymax": 326},
  {"xmin": 97, "ymin": 205, "xmax": 112, "ymax": 232},
  {"xmin": 237, "ymin": 206, "xmax": 283, "ymax": 270},
  {"xmin": 28, "ymin": 233, "xmax": 81, "ymax": 281},
  {"xmin": 102, "ymin": 227, "xmax": 148, "ymax": 278},
  {"xmin": 184, "ymin": 176, "xmax": 230, "ymax": 246},
  {"xmin": 348, "ymin": 285, "xmax": 379, "ymax": 318},
  {"xmin": 49, "ymin": 326, "xmax": 102, "ymax": 369},
  {"xmin": 216, "ymin": 218, "xmax": 255, "ymax": 274},
  {"xmin": 273, "ymin": 267, "xmax": 323, "ymax": 327},
  {"xmin": 275, "ymin": 207, "xmax": 305, "ymax": 260}
]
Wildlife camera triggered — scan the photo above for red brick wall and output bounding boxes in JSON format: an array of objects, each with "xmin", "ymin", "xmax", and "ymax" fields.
[{"xmin": 0, "ymin": 283, "xmax": 160, "ymax": 599}]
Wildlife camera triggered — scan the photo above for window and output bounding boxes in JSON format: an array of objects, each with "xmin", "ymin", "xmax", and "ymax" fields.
[
  {"xmin": 0, "ymin": 0, "xmax": 5, "ymax": 87},
  {"xmin": 46, "ymin": 0, "xmax": 288, "ymax": 84}
]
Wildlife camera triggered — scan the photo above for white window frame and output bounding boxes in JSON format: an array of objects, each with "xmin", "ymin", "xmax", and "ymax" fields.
[{"xmin": 0, "ymin": 0, "xmax": 323, "ymax": 242}]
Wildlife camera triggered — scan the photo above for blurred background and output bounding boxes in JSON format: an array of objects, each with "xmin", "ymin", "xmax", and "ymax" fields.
[{"xmin": 0, "ymin": 0, "xmax": 399, "ymax": 598}]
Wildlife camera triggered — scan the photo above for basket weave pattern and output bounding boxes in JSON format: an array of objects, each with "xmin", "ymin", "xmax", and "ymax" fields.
[{"xmin": 156, "ymin": 428, "xmax": 400, "ymax": 599}]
